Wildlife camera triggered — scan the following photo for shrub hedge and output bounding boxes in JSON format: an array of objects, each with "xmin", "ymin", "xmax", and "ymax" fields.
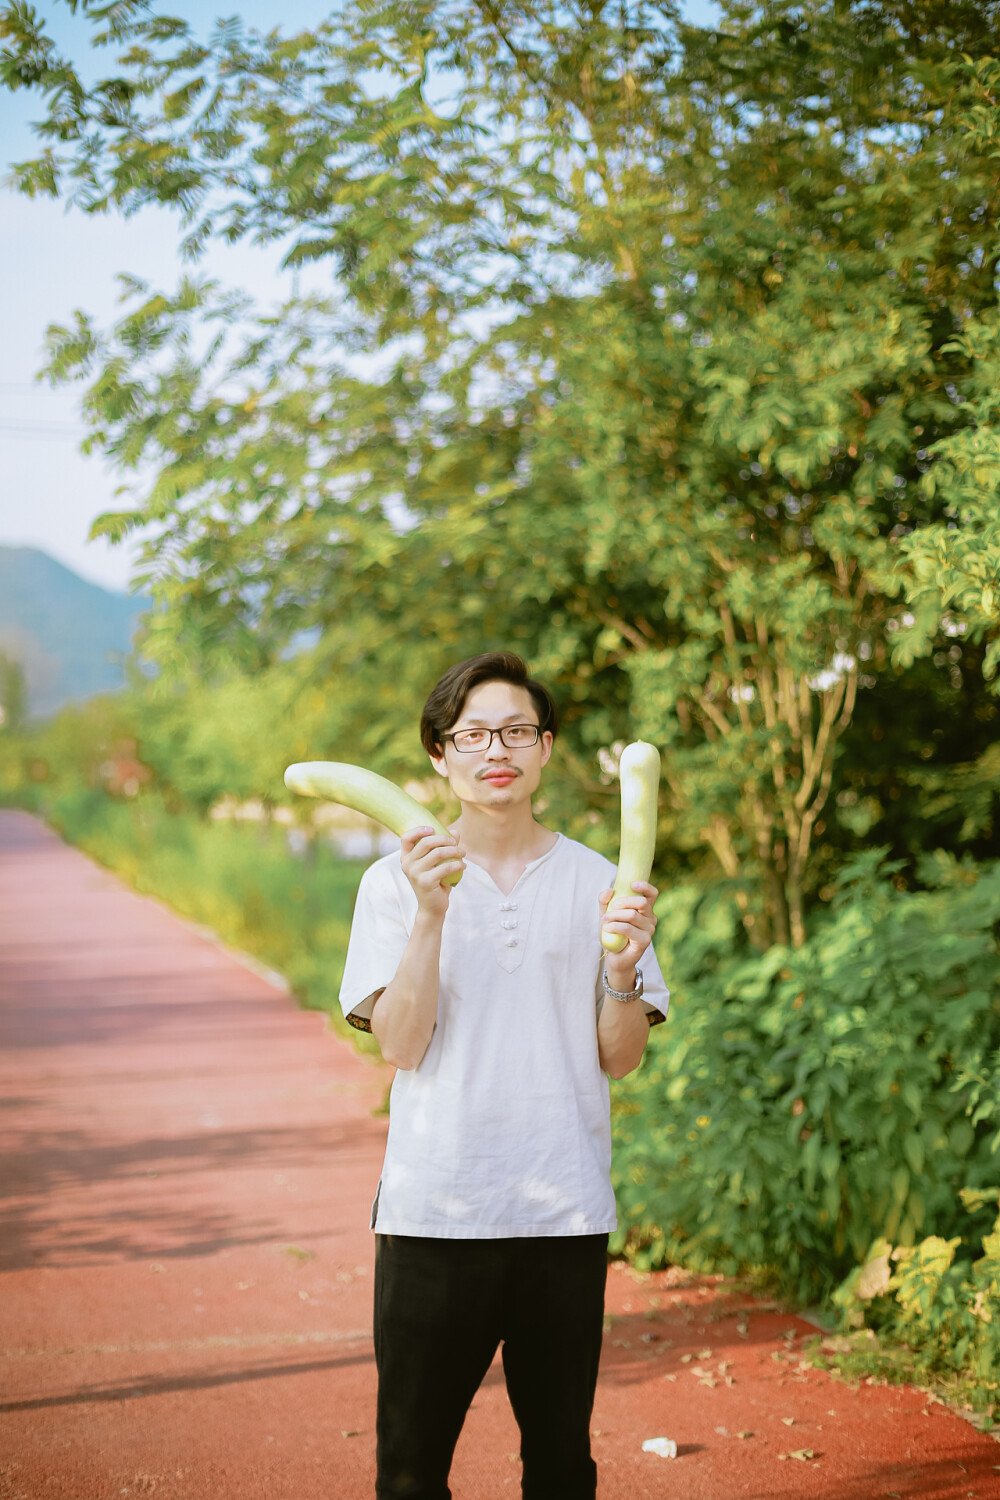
[{"xmin": 610, "ymin": 848, "xmax": 1000, "ymax": 1308}]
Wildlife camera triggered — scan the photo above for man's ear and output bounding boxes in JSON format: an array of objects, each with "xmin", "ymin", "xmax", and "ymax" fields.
[
  {"xmin": 539, "ymin": 731, "xmax": 554, "ymax": 768},
  {"xmin": 429, "ymin": 747, "xmax": 449, "ymax": 779}
]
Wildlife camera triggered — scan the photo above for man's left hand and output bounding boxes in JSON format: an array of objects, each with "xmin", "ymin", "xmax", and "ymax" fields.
[{"xmin": 598, "ymin": 880, "xmax": 658, "ymax": 984}]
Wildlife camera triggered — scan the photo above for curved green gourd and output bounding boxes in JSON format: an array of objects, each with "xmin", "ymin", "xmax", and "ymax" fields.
[
  {"xmin": 284, "ymin": 761, "xmax": 462, "ymax": 885},
  {"xmin": 601, "ymin": 741, "xmax": 661, "ymax": 953}
]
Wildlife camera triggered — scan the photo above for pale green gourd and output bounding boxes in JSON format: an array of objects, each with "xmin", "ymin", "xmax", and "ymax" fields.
[
  {"xmin": 601, "ymin": 741, "xmax": 661, "ymax": 953},
  {"xmin": 284, "ymin": 761, "xmax": 462, "ymax": 885}
]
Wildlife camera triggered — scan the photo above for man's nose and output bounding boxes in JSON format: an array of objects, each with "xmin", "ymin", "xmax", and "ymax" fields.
[{"xmin": 484, "ymin": 732, "xmax": 511, "ymax": 758}]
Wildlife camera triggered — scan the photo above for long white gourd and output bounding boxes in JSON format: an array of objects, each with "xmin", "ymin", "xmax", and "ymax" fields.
[
  {"xmin": 284, "ymin": 761, "xmax": 462, "ymax": 886},
  {"xmin": 601, "ymin": 740, "xmax": 661, "ymax": 953}
]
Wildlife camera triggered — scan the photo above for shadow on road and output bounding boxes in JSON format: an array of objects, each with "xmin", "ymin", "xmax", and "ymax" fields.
[
  {"xmin": 0, "ymin": 1348, "xmax": 375, "ymax": 1413},
  {"xmin": 0, "ymin": 1120, "xmax": 378, "ymax": 1270},
  {"xmin": 1, "ymin": 988, "xmax": 287, "ymax": 1051}
]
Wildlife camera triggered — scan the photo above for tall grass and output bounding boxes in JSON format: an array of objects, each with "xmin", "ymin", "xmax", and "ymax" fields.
[{"xmin": 45, "ymin": 787, "xmax": 377, "ymax": 1052}]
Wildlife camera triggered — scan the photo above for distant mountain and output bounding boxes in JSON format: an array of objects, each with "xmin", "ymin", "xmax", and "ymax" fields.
[{"xmin": 0, "ymin": 546, "xmax": 149, "ymax": 719}]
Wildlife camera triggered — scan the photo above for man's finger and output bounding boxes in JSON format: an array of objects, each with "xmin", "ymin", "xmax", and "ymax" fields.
[
  {"xmin": 401, "ymin": 826, "xmax": 437, "ymax": 849},
  {"xmin": 408, "ymin": 832, "xmax": 459, "ymax": 858},
  {"xmin": 603, "ymin": 911, "xmax": 655, "ymax": 933},
  {"xmin": 418, "ymin": 841, "xmax": 465, "ymax": 863}
]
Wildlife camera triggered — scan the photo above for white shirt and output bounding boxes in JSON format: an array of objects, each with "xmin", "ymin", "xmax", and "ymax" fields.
[{"xmin": 339, "ymin": 832, "xmax": 669, "ymax": 1239}]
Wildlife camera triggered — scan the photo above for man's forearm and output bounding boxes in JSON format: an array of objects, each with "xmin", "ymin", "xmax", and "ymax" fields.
[
  {"xmin": 371, "ymin": 911, "xmax": 445, "ymax": 1070},
  {"xmin": 597, "ymin": 960, "xmax": 651, "ymax": 1078}
]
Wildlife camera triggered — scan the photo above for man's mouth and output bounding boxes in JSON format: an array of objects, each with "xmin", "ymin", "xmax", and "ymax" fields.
[{"xmin": 481, "ymin": 770, "xmax": 519, "ymax": 785}]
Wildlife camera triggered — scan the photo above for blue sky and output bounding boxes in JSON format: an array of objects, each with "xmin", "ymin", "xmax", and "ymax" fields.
[{"xmin": 0, "ymin": 1, "xmax": 722, "ymax": 593}]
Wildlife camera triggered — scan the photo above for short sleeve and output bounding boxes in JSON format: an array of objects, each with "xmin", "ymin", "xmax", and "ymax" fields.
[
  {"xmin": 638, "ymin": 942, "xmax": 669, "ymax": 1026},
  {"xmin": 339, "ymin": 859, "xmax": 414, "ymax": 1032}
]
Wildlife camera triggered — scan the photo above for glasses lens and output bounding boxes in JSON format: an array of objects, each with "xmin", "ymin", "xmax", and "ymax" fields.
[
  {"xmin": 452, "ymin": 729, "xmax": 489, "ymax": 751},
  {"xmin": 500, "ymin": 725, "xmax": 539, "ymax": 747}
]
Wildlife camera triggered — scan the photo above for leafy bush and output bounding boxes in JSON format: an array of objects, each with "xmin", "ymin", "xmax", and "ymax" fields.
[
  {"xmin": 611, "ymin": 849, "xmax": 1000, "ymax": 1301},
  {"xmin": 821, "ymin": 1187, "xmax": 1000, "ymax": 1418}
]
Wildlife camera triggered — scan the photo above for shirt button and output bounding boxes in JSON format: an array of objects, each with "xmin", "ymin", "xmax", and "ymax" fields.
[
  {"xmin": 501, "ymin": 919, "xmax": 518, "ymax": 930},
  {"xmin": 506, "ymin": 937, "xmax": 519, "ymax": 948}
]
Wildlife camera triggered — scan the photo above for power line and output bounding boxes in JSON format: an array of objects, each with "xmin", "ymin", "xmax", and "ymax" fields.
[
  {"xmin": 0, "ymin": 381, "xmax": 75, "ymax": 395},
  {"xmin": 0, "ymin": 420, "xmax": 85, "ymax": 441}
]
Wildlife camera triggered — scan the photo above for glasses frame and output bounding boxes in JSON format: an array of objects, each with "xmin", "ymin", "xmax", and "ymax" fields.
[{"xmin": 441, "ymin": 724, "xmax": 542, "ymax": 754}]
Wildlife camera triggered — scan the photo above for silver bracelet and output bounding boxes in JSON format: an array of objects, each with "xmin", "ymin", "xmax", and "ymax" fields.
[{"xmin": 602, "ymin": 967, "xmax": 644, "ymax": 1003}]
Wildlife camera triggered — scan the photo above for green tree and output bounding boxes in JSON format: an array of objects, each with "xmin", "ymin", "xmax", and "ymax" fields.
[{"xmin": 3, "ymin": 0, "xmax": 1000, "ymax": 945}]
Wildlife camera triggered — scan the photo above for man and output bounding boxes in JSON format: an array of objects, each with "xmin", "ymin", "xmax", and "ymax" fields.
[{"xmin": 339, "ymin": 651, "xmax": 669, "ymax": 1500}]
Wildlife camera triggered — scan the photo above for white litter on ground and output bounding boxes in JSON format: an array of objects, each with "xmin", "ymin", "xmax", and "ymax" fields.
[{"xmin": 641, "ymin": 1437, "xmax": 678, "ymax": 1458}]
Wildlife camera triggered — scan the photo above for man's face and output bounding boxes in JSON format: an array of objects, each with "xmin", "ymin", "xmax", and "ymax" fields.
[{"xmin": 430, "ymin": 679, "xmax": 552, "ymax": 810}]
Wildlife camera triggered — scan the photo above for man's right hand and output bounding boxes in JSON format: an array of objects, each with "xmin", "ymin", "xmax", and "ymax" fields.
[{"xmin": 400, "ymin": 827, "xmax": 466, "ymax": 917}]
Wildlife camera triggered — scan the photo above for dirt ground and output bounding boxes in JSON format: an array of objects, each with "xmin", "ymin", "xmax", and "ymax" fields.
[{"xmin": 2, "ymin": 808, "xmax": 998, "ymax": 1500}]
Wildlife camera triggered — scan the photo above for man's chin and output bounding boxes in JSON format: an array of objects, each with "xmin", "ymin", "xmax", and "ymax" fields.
[{"xmin": 478, "ymin": 781, "xmax": 520, "ymax": 803}]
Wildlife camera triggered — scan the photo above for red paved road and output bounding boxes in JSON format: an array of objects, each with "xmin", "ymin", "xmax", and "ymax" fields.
[{"xmin": 1, "ymin": 809, "xmax": 998, "ymax": 1500}]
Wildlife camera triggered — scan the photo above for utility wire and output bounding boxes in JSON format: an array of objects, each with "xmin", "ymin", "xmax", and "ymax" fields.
[
  {"xmin": 0, "ymin": 381, "xmax": 75, "ymax": 394},
  {"xmin": 0, "ymin": 421, "xmax": 85, "ymax": 440}
]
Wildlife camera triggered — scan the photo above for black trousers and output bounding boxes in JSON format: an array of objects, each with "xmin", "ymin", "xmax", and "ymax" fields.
[{"xmin": 373, "ymin": 1232, "xmax": 608, "ymax": 1500}]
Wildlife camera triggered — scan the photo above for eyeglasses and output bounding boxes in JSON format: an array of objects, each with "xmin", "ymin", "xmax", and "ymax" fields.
[{"xmin": 442, "ymin": 724, "xmax": 541, "ymax": 753}]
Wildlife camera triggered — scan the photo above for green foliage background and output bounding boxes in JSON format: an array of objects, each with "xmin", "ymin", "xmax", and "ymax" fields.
[
  {"xmin": 613, "ymin": 851, "xmax": 1000, "ymax": 1291},
  {"xmin": 3, "ymin": 0, "xmax": 1000, "ymax": 1412}
]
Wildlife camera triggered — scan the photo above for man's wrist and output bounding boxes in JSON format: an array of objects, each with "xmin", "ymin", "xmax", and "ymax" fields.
[
  {"xmin": 604, "ymin": 958, "xmax": 639, "ymax": 991},
  {"xmin": 413, "ymin": 905, "xmax": 447, "ymax": 932},
  {"xmin": 602, "ymin": 965, "xmax": 644, "ymax": 1002}
]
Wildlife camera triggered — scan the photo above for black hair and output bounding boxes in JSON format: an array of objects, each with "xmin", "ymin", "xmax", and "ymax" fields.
[{"xmin": 419, "ymin": 652, "xmax": 559, "ymax": 756}]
